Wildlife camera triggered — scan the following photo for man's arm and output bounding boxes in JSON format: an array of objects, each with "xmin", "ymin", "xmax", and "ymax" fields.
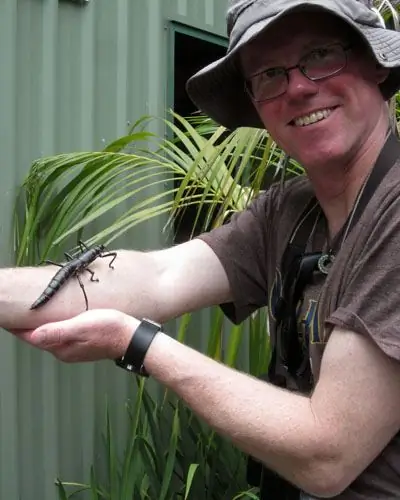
[
  {"xmin": 143, "ymin": 327, "xmax": 400, "ymax": 497},
  {"xmin": 18, "ymin": 314, "xmax": 400, "ymax": 496},
  {"xmin": 13, "ymin": 309, "xmax": 400, "ymax": 496},
  {"xmin": 0, "ymin": 239, "xmax": 231, "ymax": 330}
]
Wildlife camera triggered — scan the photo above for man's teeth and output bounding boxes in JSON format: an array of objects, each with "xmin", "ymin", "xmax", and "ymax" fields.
[{"xmin": 294, "ymin": 108, "xmax": 334, "ymax": 127}]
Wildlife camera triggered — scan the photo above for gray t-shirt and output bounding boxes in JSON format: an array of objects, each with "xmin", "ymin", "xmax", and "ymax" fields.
[{"xmin": 197, "ymin": 166, "xmax": 400, "ymax": 499}]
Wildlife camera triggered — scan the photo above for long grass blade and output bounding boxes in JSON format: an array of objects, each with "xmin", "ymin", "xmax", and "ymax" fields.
[
  {"xmin": 183, "ymin": 464, "xmax": 200, "ymax": 500},
  {"xmin": 159, "ymin": 405, "xmax": 180, "ymax": 500}
]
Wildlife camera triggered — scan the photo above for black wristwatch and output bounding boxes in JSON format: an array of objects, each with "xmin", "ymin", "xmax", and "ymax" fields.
[{"xmin": 115, "ymin": 318, "xmax": 162, "ymax": 377}]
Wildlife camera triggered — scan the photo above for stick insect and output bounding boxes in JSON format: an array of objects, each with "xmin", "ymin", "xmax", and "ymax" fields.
[{"xmin": 30, "ymin": 241, "xmax": 117, "ymax": 310}]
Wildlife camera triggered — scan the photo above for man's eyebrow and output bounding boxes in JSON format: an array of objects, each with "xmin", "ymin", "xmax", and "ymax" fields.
[{"xmin": 243, "ymin": 38, "xmax": 339, "ymax": 76}]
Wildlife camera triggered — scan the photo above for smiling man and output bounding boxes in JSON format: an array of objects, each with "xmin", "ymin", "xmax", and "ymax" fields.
[{"xmin": 1, "ymin": 1, "xmax": 400, "ymax": 499}]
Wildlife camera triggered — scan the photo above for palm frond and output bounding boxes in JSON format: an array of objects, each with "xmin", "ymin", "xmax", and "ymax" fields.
[{"xmin": 14, "ymin": 112, "xmax": 302, "ymax": 265}]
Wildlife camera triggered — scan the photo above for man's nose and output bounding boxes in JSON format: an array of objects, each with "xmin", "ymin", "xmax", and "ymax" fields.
[{"xmin": 285, "ymin": 67, "xmax": 319, "ymax": 99}]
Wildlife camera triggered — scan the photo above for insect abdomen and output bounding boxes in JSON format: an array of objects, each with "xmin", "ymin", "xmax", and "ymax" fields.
[{"xmin": 30, "ymin": 267, "xmax": 75, "ymax": 309}]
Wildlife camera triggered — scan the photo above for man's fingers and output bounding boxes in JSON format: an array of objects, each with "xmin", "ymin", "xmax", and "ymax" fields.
[
  {"xmin": 36, "ymin": 324, "xmax": 67, "ymax": 347},
  {"xmin": 10, "ymin": 310, "xmax": 132, "ymax": 362},
  {"xmin": 13, "ymin": 323, "xmax": 65, "ymax": 350}
]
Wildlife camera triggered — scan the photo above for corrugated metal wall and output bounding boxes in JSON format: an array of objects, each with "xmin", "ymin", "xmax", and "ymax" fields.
[{"xmin": 0, "ymin": 0, "xmax": 228, "ymax": 498}]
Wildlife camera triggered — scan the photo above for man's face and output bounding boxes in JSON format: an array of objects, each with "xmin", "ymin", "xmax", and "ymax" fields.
[{"xmin": 239, "ymin": 11, "xmax": 389, "ymax": 170}]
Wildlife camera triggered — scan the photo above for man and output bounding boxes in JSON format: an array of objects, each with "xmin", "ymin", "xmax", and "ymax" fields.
[{"xmin": 1, "ymin": 1, "xmax": 400, "ymax": 498}]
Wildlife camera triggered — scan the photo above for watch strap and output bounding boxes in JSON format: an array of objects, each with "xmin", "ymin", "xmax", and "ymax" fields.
[{"xmin": 115, "ymin": 318, "xmax": 162, "ymax": 376}]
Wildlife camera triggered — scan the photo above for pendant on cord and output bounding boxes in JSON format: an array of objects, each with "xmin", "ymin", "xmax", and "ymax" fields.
[{"xmin": 318, "ymin": 253, "xmax": 335, "ymax": 275}]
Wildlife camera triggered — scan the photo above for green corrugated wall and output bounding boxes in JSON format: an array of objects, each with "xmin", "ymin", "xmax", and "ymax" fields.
[{"xmin": 0, "ymin": 0, "xmax": 228, "ymax": 498}]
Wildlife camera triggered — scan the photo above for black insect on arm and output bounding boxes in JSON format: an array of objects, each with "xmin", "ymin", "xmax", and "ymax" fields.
[{"xmin": 30, "ymin": 241, "xmax": 117, "ymax": 310}]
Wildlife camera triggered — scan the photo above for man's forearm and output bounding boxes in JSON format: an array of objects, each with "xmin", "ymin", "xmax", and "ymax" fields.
[
  {"xmin": 145, "ymin": 332, "xmax": 337, "ymax": 496},
  {"xmin": 0, "ymin": 250, "xmax": 164, "ymax": 330},
  {"xmin": 0, "ymin": 239, "xmax": 232, "ymax": 331}
]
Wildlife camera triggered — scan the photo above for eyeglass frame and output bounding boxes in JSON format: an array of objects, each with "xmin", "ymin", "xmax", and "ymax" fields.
[{"xmin": 243, "ymin": 42, "xmax": 353, "ymax": 102}]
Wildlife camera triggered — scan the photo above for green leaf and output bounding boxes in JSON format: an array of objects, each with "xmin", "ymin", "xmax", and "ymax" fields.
[
  {"xmin": 103, "ymin": 132, "xmax": 154, "ymax": 153},
  {"xmin": 224, "ymin": 323, "xmax": 245, "ymax": 367},
  {"xmin": 159, "ymin": 405, "xmax": 180, "ymax": 500},
  {"xmin": 120, "ymin": 380, "xmax": 146, "ymax": 498},
  {"xmin": 90, "ymin": 466, "xmax": 101, "ymax": 500},
  {"xmin": 176, "ymin": 313, "xmax": 192, "ymax": 344},
  {"xmin": 206, "ymin": 308, "xmax": 224, "ymax": 361},
  {"xmin": 184, "ymin": 464, "xmax": 200, "ymax": 500},
  {"xmin": 232, "ymin": 488, "xmax": 260, "ymax": 500},
  {"xmin": 104, "ymin": 401, "xmax": 120, "ymax": 499},
  {"xmin": 54, "ymin": 479, "xmax": 69, "ymax": 500}
]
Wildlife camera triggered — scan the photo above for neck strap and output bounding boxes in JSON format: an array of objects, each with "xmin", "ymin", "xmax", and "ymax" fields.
[{"xmin": 330, "ymin": 131, "xmax": 400, "ymax": 255}]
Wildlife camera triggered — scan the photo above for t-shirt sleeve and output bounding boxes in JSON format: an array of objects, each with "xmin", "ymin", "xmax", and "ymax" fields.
[
  {"xmin": 327, "ymin": 196, "xmax": 400, "ymax": 362},
  {"xmin": 196, "ymin": 189, "xmax": 276, "ymax": 324}
]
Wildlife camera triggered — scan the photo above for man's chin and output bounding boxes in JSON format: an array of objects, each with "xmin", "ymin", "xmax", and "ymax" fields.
[{"xmin": 297, "ymin": 149, "xmax": 346, "ymax": 173}]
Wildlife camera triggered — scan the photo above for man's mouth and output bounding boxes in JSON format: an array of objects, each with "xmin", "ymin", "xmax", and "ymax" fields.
[{"xmin": 291, "ymin": 107, "xmax": 337, "ymax": 127}]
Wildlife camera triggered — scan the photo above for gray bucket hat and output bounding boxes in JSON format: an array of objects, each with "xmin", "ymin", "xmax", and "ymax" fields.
[{"xmin": 186, "ymin": 0, "xmax": 400, "ymax": 130}]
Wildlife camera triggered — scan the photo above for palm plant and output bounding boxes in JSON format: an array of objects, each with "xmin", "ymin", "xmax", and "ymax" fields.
[
  {"xmin": 14, "ymin": 112, "xmax": 281, "ymax": 499},
  {"xmin": 13, "ymin": 112, "xmax": 303, "ymax": 266}
]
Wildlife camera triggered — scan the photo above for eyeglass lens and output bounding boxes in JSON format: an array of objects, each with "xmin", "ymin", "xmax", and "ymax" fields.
[{"xmin": 247, "ymin": 44, "xmax": 348, "ymax": 101}]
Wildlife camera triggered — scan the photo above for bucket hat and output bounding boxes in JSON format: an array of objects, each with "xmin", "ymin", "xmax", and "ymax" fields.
[{"xmin": 186, "ymin": 0, "xmax": 400, "ymax": 130}]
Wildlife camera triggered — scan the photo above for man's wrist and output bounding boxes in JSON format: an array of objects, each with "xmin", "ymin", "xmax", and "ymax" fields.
[{"xmin": 115, "ymin": 318, "xmax": 163, "ymax": 376}]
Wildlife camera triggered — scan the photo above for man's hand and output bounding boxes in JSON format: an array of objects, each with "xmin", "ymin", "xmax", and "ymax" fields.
[{"xmin": 12, "ymin": 309, "xmax": 140, "ymax": 362}]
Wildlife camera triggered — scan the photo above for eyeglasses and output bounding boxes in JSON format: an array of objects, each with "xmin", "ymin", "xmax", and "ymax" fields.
[{"xmin": 245, "ymin": 43, "xmax": 352, "ymax": 102}]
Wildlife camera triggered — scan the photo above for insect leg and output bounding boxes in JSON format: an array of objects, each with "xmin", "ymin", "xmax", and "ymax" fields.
[
  {"xmin": 84, "ymin": 267, "xmax": 99, "ymax": 282},
  {"xmin": 39, "ymin": 252, "xmax": 73, "ymax": 267},
  {"xmin": 64, "ymin": 252, "xmax": 74, "ymax": 261},
  {"xmin": 78, "ymin": 240, "xmax": 90, "ymax": 252},
  {"xmin": 100, "ymin": 252, "xmax": 117, "ymax": 269},
  {"xmin": 75, "ymin": 273, "xmax": 89, "ymax": 310},
  {"xmin": 40, "ymin": 260, "xmax": 64, "ymax": 268}
]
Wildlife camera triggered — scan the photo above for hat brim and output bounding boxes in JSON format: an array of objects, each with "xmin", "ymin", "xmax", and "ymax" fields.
[{"xmin": 186, "ymin": 2, "xmax": 400, "ymax": 130}]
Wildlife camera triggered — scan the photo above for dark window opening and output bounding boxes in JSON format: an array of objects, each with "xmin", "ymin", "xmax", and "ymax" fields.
[
  {"xmin": 172, "ymin": 30, "xmax": 227, "ymax": 244},
  {"xmin": 174, "ymin": 31, "xmax": 226, "ymax": 120}
]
